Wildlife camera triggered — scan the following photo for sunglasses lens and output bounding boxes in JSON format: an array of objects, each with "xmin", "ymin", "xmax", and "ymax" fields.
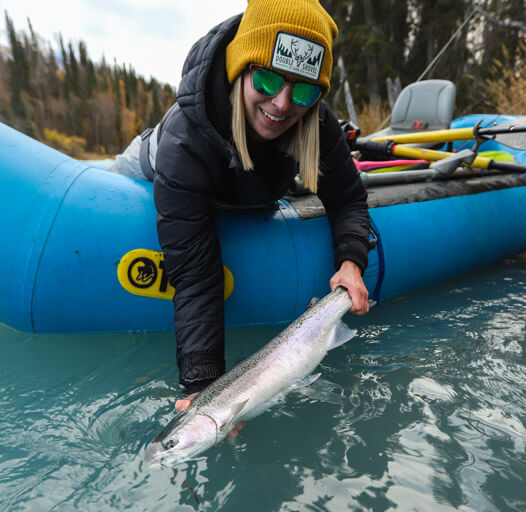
[
  {"xmin": 292, "ymin": 82, "xmax": 322, "ymax": 107},
  {"xmin": 252, "ymin": 67, "xmax": 322, "ymax": 107},
  {"xmin": 253, "ymin": 68, "xmax": 285, "ymax": 96}
]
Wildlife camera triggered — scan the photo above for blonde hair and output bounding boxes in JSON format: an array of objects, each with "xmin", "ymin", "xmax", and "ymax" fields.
[{"xmin": 229, "ymin": 75, "xmax": 321, "ymax": 194}]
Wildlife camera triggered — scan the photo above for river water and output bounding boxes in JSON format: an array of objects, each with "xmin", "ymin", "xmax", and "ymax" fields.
[{"xmin": 1, "ymin": 255, "xmax": 525, "ymax": 511}]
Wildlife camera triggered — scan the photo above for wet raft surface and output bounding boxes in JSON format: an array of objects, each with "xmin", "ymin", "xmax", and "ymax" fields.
[{"xmin": 287, "ymin": 173, "xmax": 526, "ymax": 218}]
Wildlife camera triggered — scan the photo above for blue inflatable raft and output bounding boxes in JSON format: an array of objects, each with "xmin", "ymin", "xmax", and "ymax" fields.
[{"xmin": 1, "ymin": 115, "xmax": 526, "ymax": 334}]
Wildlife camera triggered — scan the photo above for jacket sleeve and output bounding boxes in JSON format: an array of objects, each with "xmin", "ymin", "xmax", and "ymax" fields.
[
  {"xmin": 153, "ymin": 122, "xmax": 225, "ymax": 392},
  {"xmin": 317, "ymin": 103, "xmax": 370, "ymax": 273}
]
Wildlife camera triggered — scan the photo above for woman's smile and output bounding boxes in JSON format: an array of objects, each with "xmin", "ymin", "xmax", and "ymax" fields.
[{"xmin": 258, "ymin": 107, "xmax": 286, "ymax": 123}]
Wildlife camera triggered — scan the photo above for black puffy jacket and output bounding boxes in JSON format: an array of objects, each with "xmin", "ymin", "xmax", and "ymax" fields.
[{"xmin": 153, "ymin": 15, "xmax": 370, "ymax": 391}]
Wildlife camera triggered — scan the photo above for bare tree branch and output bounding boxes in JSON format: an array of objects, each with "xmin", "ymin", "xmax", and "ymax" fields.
[{"xmin": 473, "ymin": 5, "xmax": 526, "ymax": 33}]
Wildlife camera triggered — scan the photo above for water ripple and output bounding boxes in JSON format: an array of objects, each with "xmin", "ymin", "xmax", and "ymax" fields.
[{"xmin": 0, "ymin": 259, "xmax": 525, "ymax": 510}]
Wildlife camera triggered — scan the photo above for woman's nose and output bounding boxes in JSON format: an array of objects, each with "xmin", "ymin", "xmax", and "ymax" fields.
[{"xmin": 272, "ymin": 83, "xmax": 294, "ymax": 111}]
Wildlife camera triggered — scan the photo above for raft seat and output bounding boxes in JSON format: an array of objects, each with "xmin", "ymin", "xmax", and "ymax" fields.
[{"xmin": 369, "ymin": 79, "xmax": 456, "ymax": 143}]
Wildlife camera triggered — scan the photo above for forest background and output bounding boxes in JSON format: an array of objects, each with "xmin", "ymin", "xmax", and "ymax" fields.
[{"xmin": 0, "ymin": 0, "xmax": 524, "ymax": 158}]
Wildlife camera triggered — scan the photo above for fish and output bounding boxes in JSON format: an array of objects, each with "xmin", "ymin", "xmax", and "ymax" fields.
[{"xmin": 145, "ymin": 286, "xmax": 356, "ymax": 467}]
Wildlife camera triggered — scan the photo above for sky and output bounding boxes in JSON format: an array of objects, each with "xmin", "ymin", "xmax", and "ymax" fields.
[{"xmin": 1, "ymin": 0, "xmax": 248, "ymax": 87}]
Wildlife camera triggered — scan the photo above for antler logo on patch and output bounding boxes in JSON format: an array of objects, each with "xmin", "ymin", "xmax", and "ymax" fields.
[
  {"xmin": 272, "ymin": 32, "xmax": 325, "ymax": 81},
  {"xmin": 291, "ymin": 39, "xmax": 314, "ymax": 67}
]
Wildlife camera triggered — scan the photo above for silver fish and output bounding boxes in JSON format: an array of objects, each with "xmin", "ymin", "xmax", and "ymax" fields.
[{"xmin": 145, "ymin": 286, "xmax": 356, "ymax": 467}]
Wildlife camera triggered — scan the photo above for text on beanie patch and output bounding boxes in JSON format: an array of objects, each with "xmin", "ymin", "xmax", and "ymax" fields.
[{"xmin": 271, "ymin": 32, "xmax": 325, "ymax": 81}]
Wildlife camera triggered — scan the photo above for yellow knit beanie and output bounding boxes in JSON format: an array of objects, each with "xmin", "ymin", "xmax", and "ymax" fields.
[{"xmin": 226, "ymin": 0, "xmax": 338, "ymax": 97}]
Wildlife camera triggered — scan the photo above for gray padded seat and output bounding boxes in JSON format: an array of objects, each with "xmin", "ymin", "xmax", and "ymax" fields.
[{"xmin": 369, "ymin": 79, "xmax": 456, "ymax": 140}]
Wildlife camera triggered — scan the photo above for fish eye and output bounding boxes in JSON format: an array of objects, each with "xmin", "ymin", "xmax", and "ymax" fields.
[{"xmin": 163, "ymin": 439, "xmax": 177, "ymax": 450}]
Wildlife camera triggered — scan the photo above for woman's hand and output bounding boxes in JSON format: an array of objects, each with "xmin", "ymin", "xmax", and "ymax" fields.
[
  {"xmin": 175, "ymin": 393, "xmax": 199, "ymax": 412},
  {"xmin": 175, "ymin": 394, "xmax": 245, "ymax": 438},
  {"xmin": 330, "ymin": 260, "xmax": 369, "ymax": 315}
]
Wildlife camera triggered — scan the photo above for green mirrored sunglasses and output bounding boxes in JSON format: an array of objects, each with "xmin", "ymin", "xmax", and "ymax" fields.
[{"xmin": 250, "ymin": 65, "xmax": 322, "ymax": 107}]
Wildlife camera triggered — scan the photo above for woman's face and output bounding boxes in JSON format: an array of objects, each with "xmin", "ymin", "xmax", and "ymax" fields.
[{"xmin": 242, "ymin": 68, "xmax": 310, "ymax": 141}]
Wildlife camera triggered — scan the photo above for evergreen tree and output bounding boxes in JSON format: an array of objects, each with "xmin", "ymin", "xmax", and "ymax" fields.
[
  {"xmin": 86, "ymin": 60, "xmax": 97, "ymax": 98},
  {"xmin": 5, "ymin": 12, "xmax": 30, "ymax": 117},
  {"xmin": 57, "ymin": 34, "xmax": 70, "ymax": 100},
  {"xmin": 45, "ymin": 42, "xmax": 60, "ymax": 99},
  {"xmin": 148, "ymin": 79, "xmax": 163, "ymax": 126},
  {"xmin": 68, "ymin": 42, "xmax": 80, "ymax": 97}
]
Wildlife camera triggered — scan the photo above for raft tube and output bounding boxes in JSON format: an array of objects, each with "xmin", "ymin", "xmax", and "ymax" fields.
[{"xmin": 1, "ymin": 118, "xmax": 526, "ymax": 334}]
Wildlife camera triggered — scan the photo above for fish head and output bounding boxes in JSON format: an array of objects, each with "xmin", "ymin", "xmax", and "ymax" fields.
[{"xmin": 145, "ymin": 413, "xmax": 218, "ymax": 467}]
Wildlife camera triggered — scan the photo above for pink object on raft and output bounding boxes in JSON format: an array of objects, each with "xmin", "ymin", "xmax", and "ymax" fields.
[{"xmin": 353, "ymin": 159, "xmax": 428, "ymax": 171}]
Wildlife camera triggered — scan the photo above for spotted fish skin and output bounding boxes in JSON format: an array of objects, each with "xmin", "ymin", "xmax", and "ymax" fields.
[{"xmin": 145, "ymin": 287, "xmax": 355, "ymax": 466}]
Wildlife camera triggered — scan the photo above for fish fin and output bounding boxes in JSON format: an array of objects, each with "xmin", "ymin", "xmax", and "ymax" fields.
[
  {"xmin": 290, "ymin": 373, "xmax": 322, "ymax": 389},
  {"xmin": 327, "ymin": 322, "xmax": 357, "ymax": 351},
  {"xmin": 220, "ymin": 399, "xmax": 249, "ymax": 432},
  {"xmin": 306, "ymin": 297, "xmax": 320, "ymax": 310}
]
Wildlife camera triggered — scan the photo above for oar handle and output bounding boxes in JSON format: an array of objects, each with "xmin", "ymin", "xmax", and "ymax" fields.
[
  {"xmin": 489, "ymin": 160, "xmax": 526, "ymax": 174},
  {"xmin": 354, "ymin": 139, "xmax": 394, "ymax": 155}
]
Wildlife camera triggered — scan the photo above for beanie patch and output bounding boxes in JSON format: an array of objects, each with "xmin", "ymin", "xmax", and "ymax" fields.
[{"xmin": 271, "ymin": 32, "xmax": 325, "ymax": 82}]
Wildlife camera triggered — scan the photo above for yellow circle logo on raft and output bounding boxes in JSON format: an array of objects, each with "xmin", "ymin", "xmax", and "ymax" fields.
[{"xmin": 117, "ymin": 249, "xmax": 234, "ymax": 301}]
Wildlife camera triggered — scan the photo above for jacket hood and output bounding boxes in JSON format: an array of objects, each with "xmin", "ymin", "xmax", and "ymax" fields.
[{"xmin": 176, "ymin": 14, "xmax": 242, "ymax": 155}]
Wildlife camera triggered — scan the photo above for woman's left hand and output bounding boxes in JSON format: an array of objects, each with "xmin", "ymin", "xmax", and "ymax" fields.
[{"xmin": 329, "ymin": 260, "xmax": 369, "ymax": 315}]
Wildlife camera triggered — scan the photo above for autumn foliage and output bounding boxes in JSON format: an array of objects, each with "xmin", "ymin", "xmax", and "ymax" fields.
[
  {"xmin": 0, "ymin": 13, "xmax": 177, "ymax": 157},
  {"xmin": 485, "ymin": 42, "xmax": 526, "ymax": 115}
]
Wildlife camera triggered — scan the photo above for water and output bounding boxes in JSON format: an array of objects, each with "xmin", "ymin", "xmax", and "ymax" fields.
[{"xmin": 1, "ymin": 256, "xmax": 525, "ymax": 512}]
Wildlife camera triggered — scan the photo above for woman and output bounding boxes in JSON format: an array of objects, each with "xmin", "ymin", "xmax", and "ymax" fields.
[{"xmin": 112, "ymin": 0, "xmax": 370, "ymax": 396}]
